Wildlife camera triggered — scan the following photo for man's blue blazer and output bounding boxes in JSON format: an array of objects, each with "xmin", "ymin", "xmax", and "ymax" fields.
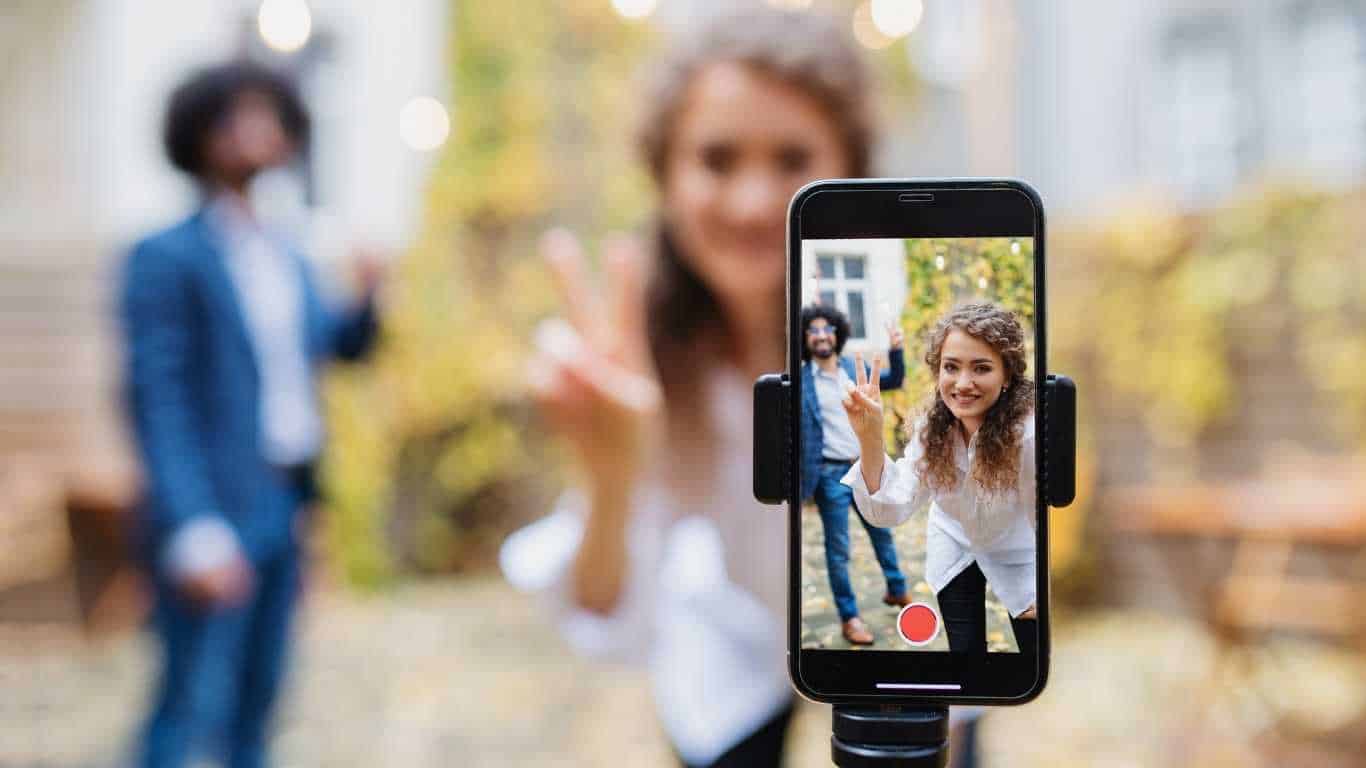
[{"xmin": 120, "ymin": 209, "xmax": 376, "ymax": 571}]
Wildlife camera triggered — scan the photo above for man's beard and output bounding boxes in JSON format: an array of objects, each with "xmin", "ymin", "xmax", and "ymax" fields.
[{"xmin": 811, "ymin": 344, "xmax": 835, "ymax": 359}]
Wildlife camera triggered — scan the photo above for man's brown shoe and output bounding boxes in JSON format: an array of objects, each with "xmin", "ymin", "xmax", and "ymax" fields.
[
  {"xmin": 842, "ymin": 617, "xmax": 874, "ymax": 645},
  {"xmin": 882, "ymin": 592, "xmax": 912, "ymax": 608}
]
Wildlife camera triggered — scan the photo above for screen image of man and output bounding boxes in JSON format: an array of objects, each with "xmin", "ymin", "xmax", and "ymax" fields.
[{"xmin": 800, "ymin": 304, "xmax": 909, "ymax": 645}]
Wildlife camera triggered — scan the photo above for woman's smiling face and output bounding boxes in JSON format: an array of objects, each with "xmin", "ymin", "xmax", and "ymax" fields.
[
  {"xmin": 661, "ymin": 61, "xmax": 850, "ymax": 308},
  {"xmin": 937, "ymin": 329, "xmax": 1007, "ymax": 425}
]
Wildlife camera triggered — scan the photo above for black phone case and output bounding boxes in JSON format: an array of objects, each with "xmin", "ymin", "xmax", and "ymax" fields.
[{"xmin": 769, "ymin": 177, "xmax": 1071, "ymax": 707}]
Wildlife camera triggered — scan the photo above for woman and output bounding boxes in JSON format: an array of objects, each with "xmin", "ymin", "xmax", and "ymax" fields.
[
  {"xmin": 840, "ymin": 302, "xmax": 1038, "ymax": 656},
  {"xmin": 500, "ymin": 7, "xmax": 874, "ymax": 767}
]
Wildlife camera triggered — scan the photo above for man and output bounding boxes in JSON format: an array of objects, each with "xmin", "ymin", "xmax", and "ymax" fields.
[
  {"xmin": 120, "ymin": 62, "xmax": 380, "ymax": 768},
  {"xmin": 800, "ymin": 304, "xmax": 909, "ymax": 645}
]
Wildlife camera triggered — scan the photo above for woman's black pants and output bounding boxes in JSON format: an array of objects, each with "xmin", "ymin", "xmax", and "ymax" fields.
[
  {"xmin": 936, "ymin": 561, "xmax": 1037, "ymax": 657},
  {"xmin": 679, "ymin": 702, "xmax": 795, "ymax": 768}
]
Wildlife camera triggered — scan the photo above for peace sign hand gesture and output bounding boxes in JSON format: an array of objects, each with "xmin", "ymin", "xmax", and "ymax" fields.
[
  {"xmin": 529, "ymin": 228, "xmax": 663, "ymax": 490},
  {"xmin": 840, "ymin": 352, "xmax": 885, "ymax": 452}
]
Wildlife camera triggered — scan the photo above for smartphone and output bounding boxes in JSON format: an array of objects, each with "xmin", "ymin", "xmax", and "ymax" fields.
[{"xmin": 786, "ymin": 179, "xmax": 1048, "ymax": 704}]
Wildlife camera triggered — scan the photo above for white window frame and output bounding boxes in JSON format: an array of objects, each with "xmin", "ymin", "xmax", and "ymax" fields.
[
  {"xmin": 814, "ymin": 251, "xmax": 872, "ymax": 340},
  {"xmin": 1159, "ymin": 18, "xmax": 1244, "ymax": 205},
  {"xmin": 1291, "ymin": 2, "xmax": 1366, "ymax": 184}
]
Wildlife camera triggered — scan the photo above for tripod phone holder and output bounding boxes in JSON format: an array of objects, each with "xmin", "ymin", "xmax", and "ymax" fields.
[{"xmin": 754, "ymin": 373, "xmax": 1077, "ymax": 766}]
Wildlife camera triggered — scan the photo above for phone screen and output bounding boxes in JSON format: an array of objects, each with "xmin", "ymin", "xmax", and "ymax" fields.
[
  {"xmin": 798, "ymin": 236, "xmax": 1036, "ymax": 653},
  {"xmin": 789, "ymin": 182, "xmax": 1045, "ymax": 701}
]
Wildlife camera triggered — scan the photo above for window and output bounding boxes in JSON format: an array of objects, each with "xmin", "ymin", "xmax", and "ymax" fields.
[
  {"xmin": 847, "ymin": 291, "xmax": 866, "ymax": 339},
  {"xmin": 1160, "ymin": 19, "xmax": 1243, "ymax": 203},
  {"xmin": 843, "ymin": 256, "xmax": 864, "ymax": 279},
  {"xmin": 1293, "ymin": 4, "xmax": 1365, "ymax": 182},
  {"xmin": 818, "ymin": 255, "xmax": 836, "ymax": 279},
  {"xmin": 813, "ymin": 252, "xmax": 870, "ymax": 340}
]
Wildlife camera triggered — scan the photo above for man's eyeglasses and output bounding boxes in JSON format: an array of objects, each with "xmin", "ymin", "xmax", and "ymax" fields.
[{"xmin": 805, "ymin": 326, "xmax": 836, "ymax": 338}]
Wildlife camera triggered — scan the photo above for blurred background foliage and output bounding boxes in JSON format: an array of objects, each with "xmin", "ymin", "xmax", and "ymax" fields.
[
  {"xmin": 320, "ymin": 0, "xmax": 655, "ymax": 584},
  {"xmin": 1046, "ymin": 186, "xmax": 1366, "ymax": 597},
  {"xmin": 1053, "ymin": 186, "xmax": 1366, "ymax": 456}
]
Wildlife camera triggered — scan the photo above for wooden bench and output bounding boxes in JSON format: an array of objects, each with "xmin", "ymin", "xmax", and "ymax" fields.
[
  {"xmin": 62, "ymin": 462, "xmax": 146, "ymax": 633},
  {"xmin": 0, "ymin": 453, "xmax": 146, "ymax": 632},
  {"xmin": 1106, "ymin": 479, "xmax": 1366, "ymax": 647},
  {"xmin": 0, "ymin": 455, "xmax": 69, "ymax": 593}
]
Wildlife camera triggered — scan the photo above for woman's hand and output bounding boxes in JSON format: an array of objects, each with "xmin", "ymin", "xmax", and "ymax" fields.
[
  {"xmin": 842, "ymin": 353, "xmax": 887, "ymax": 493},
  {"xmin": 529, "ymin": 229, "xmax": 663, "ymax": 491},
  {"xmin": 841, "ymin": 352, "xmax": 885, "ymax": 451},
  {"xmin": 529, "ymin": 229, "xmax": 663, "ymax": 615}
]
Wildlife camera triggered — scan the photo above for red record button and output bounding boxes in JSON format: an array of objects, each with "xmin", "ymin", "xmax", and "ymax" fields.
[{"xmin": 897, "ymin": 602, "xmax": 940, "ymax": 647}]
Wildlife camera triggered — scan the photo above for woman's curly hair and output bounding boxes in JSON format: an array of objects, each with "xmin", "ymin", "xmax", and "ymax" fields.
[{"xmin": 913, "ymin": 302, "xmax": 1034, "ymax": 496}]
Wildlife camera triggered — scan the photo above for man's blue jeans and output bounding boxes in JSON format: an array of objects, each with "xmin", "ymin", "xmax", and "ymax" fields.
[
  {"xmin": 813, "ymin": 459, "xmax": 907, "ymax": 622},
  {"xmin": 141, "ymin": 545, "xmax": 300, "ymax": 768}
]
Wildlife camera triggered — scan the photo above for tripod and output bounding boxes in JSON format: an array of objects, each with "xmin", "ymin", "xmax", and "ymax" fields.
[{"xmin": 830, "ymin": 705, "xmax": 950, "ymax": 767}]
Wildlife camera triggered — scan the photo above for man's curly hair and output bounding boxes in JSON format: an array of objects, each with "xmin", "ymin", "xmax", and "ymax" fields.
[
  {"xmin": 163, "ymin": 61, "xmax": 310, "ymax": 178},
  {"xmin": 913, "ymin": 302, "xmax": 1034, "ymax": 496},
  {"xmin": 800, "ymin": 304, "xmax": 852, "ymax": 362}
]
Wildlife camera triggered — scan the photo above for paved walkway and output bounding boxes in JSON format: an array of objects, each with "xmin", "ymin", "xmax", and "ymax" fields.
[
  {"xmin": 0, "ymin": 578, "xmax": 827, "ymax": 767},
  {"xmin": 2, "ymin": 577, "xmax": 1361, "ymax": 767}
]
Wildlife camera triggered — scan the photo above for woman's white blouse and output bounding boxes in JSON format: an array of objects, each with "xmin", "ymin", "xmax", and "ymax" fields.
[
  {"xmin": 840, "ymin": 417, "xmax": 1038, "ymax": 617},
  {"xmin": 499, "ymin": 367, "xmax": 792, "ymax": 766}
]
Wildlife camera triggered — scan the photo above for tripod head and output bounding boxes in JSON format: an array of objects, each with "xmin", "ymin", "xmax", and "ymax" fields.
[{"xmin": 831, "ymin": 705, "xmax": 949, "ymax": 767}]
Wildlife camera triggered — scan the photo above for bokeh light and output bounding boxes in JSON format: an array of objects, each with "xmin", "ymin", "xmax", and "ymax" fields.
[
  {"xmin": 852, "ymin": 1, "xmax": 897, "ymax": 50},
  {"xmin": 611, "ymin": 0, "xmax": 657, "ymax": 20},
  {"xmin": 398, "ymin": 97, "xmax": 450, "ymax": 152},
  {"xmin": 870, "ymin": 0, "xmax": 924, "ymax": 39},
  {"xmin": 257, "ymin": 0, "xmax": 313, "ymax": 53}
]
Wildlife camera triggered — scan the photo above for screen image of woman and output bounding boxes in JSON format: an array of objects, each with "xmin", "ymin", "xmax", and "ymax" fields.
[{"xmin": 841, "ymin": 302, "xmax": 1038, "ymax": 655}]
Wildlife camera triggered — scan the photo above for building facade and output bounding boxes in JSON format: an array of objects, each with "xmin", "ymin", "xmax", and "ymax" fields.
[{"xmin": 893, "ymin": 0, "xmax": 1366, "ymax": 217}]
